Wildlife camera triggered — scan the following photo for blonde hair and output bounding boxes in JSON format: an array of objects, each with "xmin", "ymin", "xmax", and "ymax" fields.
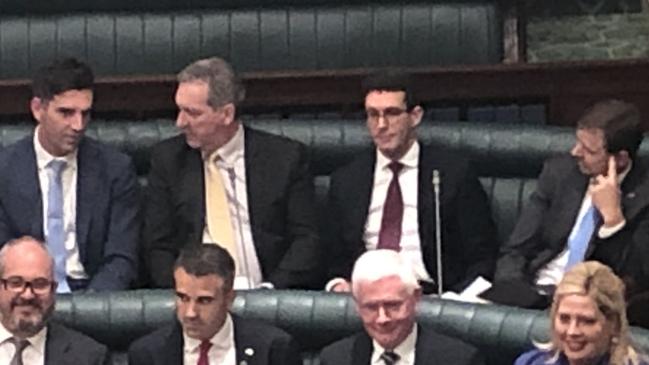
[{"xmin": 538, "ymin": 261, "xmax": 641, "ymax": 365}]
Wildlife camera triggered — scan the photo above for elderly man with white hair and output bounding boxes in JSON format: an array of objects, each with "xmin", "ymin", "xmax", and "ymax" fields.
[{"xmin": 320, "ymin": 249, "xmax": 485, "ymax": 365}]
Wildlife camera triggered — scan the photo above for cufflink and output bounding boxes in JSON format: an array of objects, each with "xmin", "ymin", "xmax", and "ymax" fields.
[{"xmin": 626, "ymin": 192, "xmax": 636, "ymax": 199}]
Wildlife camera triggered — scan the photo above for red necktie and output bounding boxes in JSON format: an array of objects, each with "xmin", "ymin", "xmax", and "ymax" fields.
[
  {"xmin": 377, "ymin": 161, "xmax": 404, "ymax": 251},
  {"xmin": 197, "ymin": 340, "xmax": 212, "ymax": 365}
]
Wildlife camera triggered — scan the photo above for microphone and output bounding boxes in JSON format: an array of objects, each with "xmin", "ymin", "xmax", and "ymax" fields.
[
  {"xmin": 227, "ymin": 167, "xmax": 254, "ymax": 289},
  {"xmin": 432, "ymin": 169, "xmax": 443, "ymax": 296}
]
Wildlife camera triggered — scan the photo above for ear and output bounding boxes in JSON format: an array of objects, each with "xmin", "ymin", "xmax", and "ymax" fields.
[
  {"xmin": 30, "ymin": 97, "xmax": 45, "ymax": 124},
  {"xmin": 613, "ymin": 150, "xmax": 631, "ymax": 172},
  {"xmin": 221, "ymin": 103, "xmax": 237, "ymax": 126},
  {"xmin": 224, "ymin": 288, "xmax": 236, "ymax": 309},
  {"xmin": 409, "ymin": 105, "xmax": 424, "ymax": 128}
]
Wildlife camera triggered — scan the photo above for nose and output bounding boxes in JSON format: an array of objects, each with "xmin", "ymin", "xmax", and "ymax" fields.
[
  {"xmin": 376, "ymin": 114, "xmax": 389, "ymax": 129},
  {"xmin": 375, "ymin": 306, "xmax": 390, "ymax": 324},
  {"xmin": 566, "ymin": 320, "xmax": 581, "ymax": 336},
  {"xmin": 19, "ymin": 286, "xmax": 36, "ymax": 300},
  {"xmin": 176, "ymin": 112, "xmax": 187, "ymax": 129},
  {"xmin": 571, "ymin": 143, "xmax": 582, "ymax": 158},
  {"xmin": 70, "ymin": 113, "xmax": 86, "ymax": 132},
  {"xmin": 184, "ymin": 301, "xmax": 198, "ymax": 319}
]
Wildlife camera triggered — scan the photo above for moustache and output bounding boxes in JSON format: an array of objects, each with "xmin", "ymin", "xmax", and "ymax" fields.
[{"xmin": 11, "ymin": 297, "xmax": 42, "ymax": 310}]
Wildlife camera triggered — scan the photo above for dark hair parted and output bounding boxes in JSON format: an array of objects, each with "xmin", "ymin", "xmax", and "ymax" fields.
[
  {"xmin": 361, "ymin": 70, "xmax": 418, "ymax": 109},
  {"xmin": 577, "ymin": 99, "xmax": 643, "ymax": 159},
  {"xmin": 174, "ymin": 244, "xmax": 235, "ymax": 291},
  {"xmin": 32, "ymin": 58, "xmax": 94, "ymax": 101}
]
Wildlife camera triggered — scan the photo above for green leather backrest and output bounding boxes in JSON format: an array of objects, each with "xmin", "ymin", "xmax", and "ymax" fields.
[
  {"xmin": 53, "ymin": 290, "xmax": 649, "ymax": 365},
  {"xmin": 0, "ymin": 1, "xmax": 501, "ymax": 78}
]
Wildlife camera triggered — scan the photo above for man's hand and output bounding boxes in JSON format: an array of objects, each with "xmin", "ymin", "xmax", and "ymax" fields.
[{"xmin": 589, "ymin": 156, "xmax": 624, "ymax": 227}]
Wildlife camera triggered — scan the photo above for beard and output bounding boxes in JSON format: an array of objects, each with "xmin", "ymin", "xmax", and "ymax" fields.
[{"xmin": 7, "ymin": 297, "xmax": 53, "ymax": 337}]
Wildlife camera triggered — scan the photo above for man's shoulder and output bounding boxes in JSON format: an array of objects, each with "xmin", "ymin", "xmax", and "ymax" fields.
[
  {"xmin": 81, "ymin": 136, "xmax": 133, "ymax": 168},
  {"xmin": 319, "ymin": 332, "xmax": 360, "ymax": 361},
  {"xmin": 0, "ymin": 135, "xmax": 32, "ymax": 167},
  {"xmin": 330, "ymin": 150, "xmax": 374, "ymax": 181},
  {"xmin": 48, "ymin": 322, "xmax": 107, "ymax": 352},
  {"xmin": 417, "ymin": 326, "xmax": 483, "ymax": 364},
  {"xmin": 245, "ymin": 126, "xmax": 305, "ymax": 151},
  {"xmin": 129, "ymin": 323, "xmax": 177, "ymax": 352}
]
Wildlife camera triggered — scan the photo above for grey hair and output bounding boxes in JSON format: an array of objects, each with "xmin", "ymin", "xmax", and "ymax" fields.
[
  {"xmin": 351, "ymin": 249, "xmax": 420, "ymax": 296},
  {"xmin": 177, "ymin": 57, "xmax": 245, "ymax": 110},
  {"xmin": 0, "ymin": 236, "xmax": 54, "ymax": 278}
]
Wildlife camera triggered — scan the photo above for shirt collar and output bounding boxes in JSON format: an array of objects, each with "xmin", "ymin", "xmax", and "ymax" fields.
[
  {"xmin": 204, "ymin": 124, "xmax": 245, "ymax": 166},
  {"xmin": 376, "ymin": 141, "xmax": 419, "ymax": 171},
  {"xmin": 33, "ymin": 126, "xmax": 78, "ymax": 171},
  {"xmin": 371, "ymin": 324, "xmax": 417, "ymax": 364},
  {"xmin": 0, "ymin": 321, "xmax": 47, "ymax": 356},
  {"xmin": 183, "ymin": 313, "xmax": 234, "ymax": 353}
]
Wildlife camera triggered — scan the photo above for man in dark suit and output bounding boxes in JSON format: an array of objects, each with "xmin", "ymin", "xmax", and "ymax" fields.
[
  {"xmin": 490, "ymin": 99, "xmax": 649, "ymax": 309},
  {"xmin": 320, "ymin": 250, "xmax": 484, "ymax": 365},
  {"xmin": 0, "ymin": 58, "xmax": 139, "ymax": 292},
  {"xmin": 129, "ymin": 244, "xmax": 301, "ymax": 365},
  {"xmin": 144, "ymin": 57, "xmax": 320, "ymax": 289},
  {"xmin": 327, "ymin": 71, "xmax": 497, "ymax": 293},
  {"xmin": 0, "ymin": 236, "xmax": 107, "ymax": 364}
]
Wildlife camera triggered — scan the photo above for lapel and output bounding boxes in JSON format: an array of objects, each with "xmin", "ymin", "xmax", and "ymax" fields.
[
  {"xmin": 44, "ymin": 324, "xmax": 72, "ymax": 365},
  {"xmin": 178, "ymin": 145, "xmax": 205, "ymax": 245},
  {"xmin": 14, "ymin": 137, "xmax": 44, "ymax": 237},
  {"xmin": 347, "ymin": 152, "xmax": 375, "ymax": 241},
  {"xmin": 555, "ymin": 166, "xmax": 589, "ymax": 249},
  {"xmin": 76, "ymin": 139, "xmax": 99, "ymax": 260},
  {"xmin": 243, "ymin": 128, "xmax": 263, "ymax": 244},
  {"xmin": 413, "ymin": 326, "xmax": 439, "ymax": 365},
  {"xmin": 233, "ymin": 315, "xmax": 263, "ymax": 365},
  {"xmin": 161, "ymin": 323, "xmax": 184, "ymax": 365},
  {"xmin": 350, "ymin": 332, "xmax": 373, "ymax": 365},
  {"xmin": 618, "ymin": 161, "xmax": 649, "ymax": 220},
  {"xmin": 417, "ymin": 146, "xmax": 436, "ymax": 257}
]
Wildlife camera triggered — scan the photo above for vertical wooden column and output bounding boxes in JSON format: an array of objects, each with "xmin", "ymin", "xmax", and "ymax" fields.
[{"xmin": 501, "ymin": 0, "xmax": 527, "ymax": 64}]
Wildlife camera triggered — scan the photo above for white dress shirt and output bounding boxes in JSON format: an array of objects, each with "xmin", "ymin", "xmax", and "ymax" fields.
[
  {"xmin": 183, "ymin": 314, "xmax": 236, "ymax": 365},
  {"xmin": 536, "ymin": 164, "xmax": 630, "ymax": 286},
  {"xmin": 201, "ymin": 125, "xmax": 265, "ymax": 289},
  {"xmin": 364, "ymin": 141, "xmax": 432, "ymax": 282},
  {"xmin": 0, "ymin": 321, "xmax": 47, "ymax": 365},
  {"xmin": 34, "ymin": 128, "xmax": 88, "ymax": 280},
  {"xmin": 371, "ymin": 325, "xmax": 417, "ymax": 365}
]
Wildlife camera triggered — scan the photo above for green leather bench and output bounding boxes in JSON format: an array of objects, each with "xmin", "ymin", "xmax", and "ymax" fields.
[
  {"xmin": 0, "ymin": 1, "xmax": 501, "ymax": 78},
  {"xmin": 54, "ymin": 289, "xmax": 649, "ymax": 365}
]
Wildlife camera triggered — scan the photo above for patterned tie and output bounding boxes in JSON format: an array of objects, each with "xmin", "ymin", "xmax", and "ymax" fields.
[
  {"xmin": 197, "ymin": 340, "xmax": 212, "ymax": 365},
  {"xmin": 380, "ymin": 351, "xmax": 400, "ymax": 365},
  {"xmin": 204, "ymin": 154, "xmax": 237, "ymax": 264},
  {"xmin": 46, "ymin": 159, "xmax": 70, "ymax": 293},
  {"xmin": 9, "ymin": 338, "xmax": 29, "ymax": 365},
  {"xmin": 377, "ymin": 162, "xmax": 404, "ymax": 250},
  {"xmin": 566, "ymin": 202, "xmax": 598, "ymax": 270}
]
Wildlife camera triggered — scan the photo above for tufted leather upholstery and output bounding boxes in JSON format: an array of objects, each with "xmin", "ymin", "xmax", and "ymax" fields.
[
  {"xmin": 0, "ymin": 1, "xmax": 501, "ymax": 78},
  {"xmin": 54, "ymin": 289, "xmax": 649, "ymax": 365}
]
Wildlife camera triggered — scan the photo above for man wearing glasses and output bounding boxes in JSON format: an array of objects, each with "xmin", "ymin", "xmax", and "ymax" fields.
[
  {"xmin": 326, "ymin": 70, "xmax": 497, "ymax": 294},
  {"xmin": 0, "ymin": 236, "xmax": 107, "ymax": 364},
  {"xmin": 320, "ymin": 250, "xmax": 484, "ymax": 365}
]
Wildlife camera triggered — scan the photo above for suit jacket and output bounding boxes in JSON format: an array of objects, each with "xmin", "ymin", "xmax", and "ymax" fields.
[
  {"xmin": 144, "ymin": 127, "xmax": 321, "ymax": 289},
  {"xmin": 495, "ymin": 155, "xmax": 649, "ymax": 297},
  {"xmin": 319, "ymin": 325, "xmax": 485, "ymax": 365},
  {"xmin": 45, "ymin": 322, "xmax": 108, "ymax": 365},
  {"xmin": 0, "ymin": 135, "xmax": 140, "ymax": 290},
  {"xmin": 327, "ymin": 145, "xmax": 497, "ymax": 291},
  {"xmin": 127, "ymin": 315, "xmax": 302, "ymax": 365}
]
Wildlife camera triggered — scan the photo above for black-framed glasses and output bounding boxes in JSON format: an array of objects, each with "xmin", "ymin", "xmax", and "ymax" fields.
[
  {"xmin": 0, "ymin": 276, "xmax": 55, "ymax": 295},
  {"xmin": 366, "ymin": 107, "xmax": 408, "ymax": 124}
]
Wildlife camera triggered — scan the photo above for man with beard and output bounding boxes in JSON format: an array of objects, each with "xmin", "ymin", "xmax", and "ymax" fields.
[
  {"xmin": 0, "ymin": 58, "xmax": 140, "ymax": 292},
  {"xmin": 0, "ymin": 236, "xmax": 108, "ymax": 364},
  {"xmin": 128, "ymin": 244, "xmax": 301, "ymax": 365},
  {"xmin": 320, "ymin": 250, "xmax": 484, "ymax": 365},
  {"xmin": 487, "ymin": 99, "xmax": 649, "ymax": 311}
]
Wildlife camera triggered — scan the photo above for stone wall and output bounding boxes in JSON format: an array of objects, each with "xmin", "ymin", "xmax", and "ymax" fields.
[{"xmin": 527, "ymin": 12, "xmax": 649, "ymax": 62}]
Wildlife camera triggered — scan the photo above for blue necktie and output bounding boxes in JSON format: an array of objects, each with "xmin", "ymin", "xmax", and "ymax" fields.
[
  {"xmin": 46, "ymin": 160, "xmax": 70, "ymax": 293},
  {"xmin": 566, "ymin": 203, "xmax": 598, "ymax": 270}
]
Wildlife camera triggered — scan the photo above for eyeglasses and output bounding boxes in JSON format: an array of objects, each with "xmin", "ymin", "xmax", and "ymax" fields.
[
  {"xmin": 0, "ymin": 276, "xmax": 55, "ymax": 295},
  {"xmin": 366, "ymin": 107, "xmax": 408, "ymax": 124}
]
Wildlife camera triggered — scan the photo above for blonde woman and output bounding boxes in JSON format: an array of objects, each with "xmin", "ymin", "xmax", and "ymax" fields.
[{"xmin": 515, "ymin": 261, "xmax": 648, "ymax": 365}]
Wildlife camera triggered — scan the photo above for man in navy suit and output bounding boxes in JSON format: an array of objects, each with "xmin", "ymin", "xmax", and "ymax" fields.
[
  {"xmin": 0, "ymin": 58, "xmax": 139, "ymax": 291},
  {"xmin": 128, "ymin": 244, "xmax": 301, "ymax": 365}
]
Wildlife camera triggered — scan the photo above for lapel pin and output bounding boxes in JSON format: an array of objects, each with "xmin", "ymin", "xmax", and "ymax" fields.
[
  {"xmin": 627, "ymin": 192, "xmax": 636, "ymax": 199},
  {"xmin": 244, "ymin": 347, "xmax": 254, "ymax": 356}
]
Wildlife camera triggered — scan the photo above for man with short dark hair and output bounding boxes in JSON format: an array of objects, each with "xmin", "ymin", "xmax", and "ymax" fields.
[
  {"xmin": 0, "ymin": 236, "xmax": 108, "ymax": 364},
  {"xmin": 490, "ymin": 99, "xmax": 649, "ymax": 308},
  {"xmin": 128, "ymin": 244, "xmax": 302, "ymax": 365},
  {"xmin": 144, "ymin": 56, "xmax": 321, "ymax": 290},
  {"xmin": 326, "ymin": 70, "xmax": 497, "ymax": 293},
  {"xmin": 0, "ymin": 58, "xmax": 140, "ymax": 292},
  {"xmin": 320, "ymin": 250, "xmax": 485, "ymax": 365}
]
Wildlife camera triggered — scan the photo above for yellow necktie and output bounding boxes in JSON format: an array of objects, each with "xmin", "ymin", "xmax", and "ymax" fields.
[{"xmin": 204, "ymin": 154, "xmax": 237, "ymax": 263}]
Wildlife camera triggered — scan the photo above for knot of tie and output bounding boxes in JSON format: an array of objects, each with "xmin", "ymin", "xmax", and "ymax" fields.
[
  {"xmin": 197, "ymin": 340, "xmax": 212, "ymax": 365},
  {"xmin": 47, "ymin": 159, "xmax": 67, "ymax": 176},
  {"xmin": 380, "ymin": 350, "xmax": 400, "ymax": 365},
  {"xmin": 387, "ymin": 161, "xmax": 403, "ymax": 175},
  {"xmin": 10, "ymin": 337, "xmax": 29, "ymax": 365}
]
